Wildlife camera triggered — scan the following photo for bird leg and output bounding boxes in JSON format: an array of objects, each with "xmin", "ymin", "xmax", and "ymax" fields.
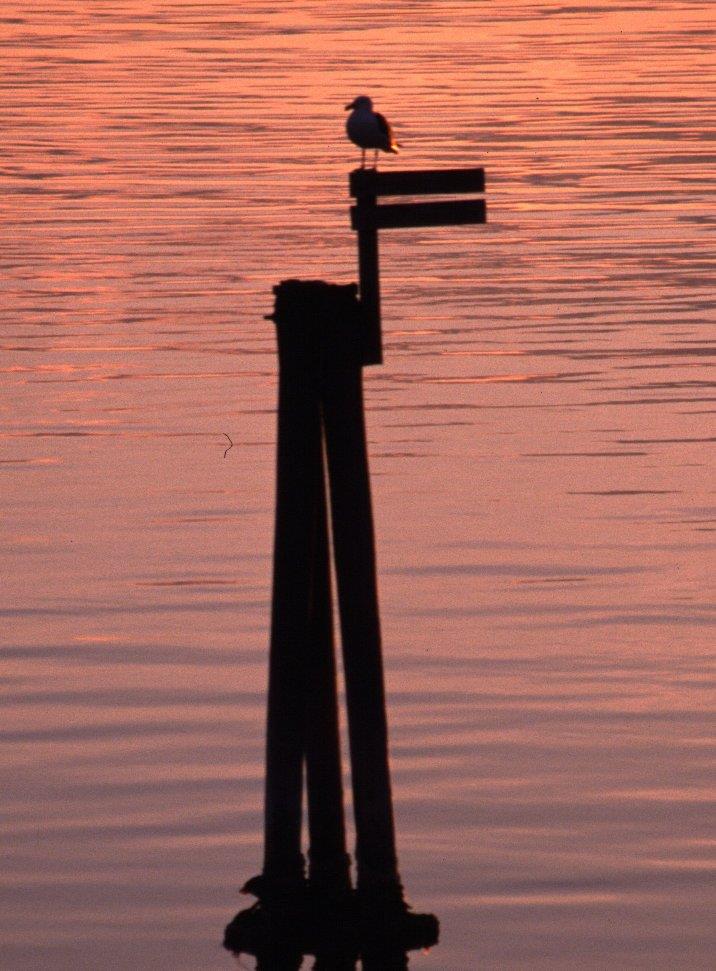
[
  {"xmin": 373, "ymin": 148, "xmax": 378, "ymax": 168},
  {"xmin": 361, "ymin": 148, "xmax": 366, "ymax": 169}
]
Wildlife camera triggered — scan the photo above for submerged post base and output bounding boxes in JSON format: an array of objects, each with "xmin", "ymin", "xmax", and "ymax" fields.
[{"xmin": 223, "ymin": 884, "xmax": 439, "ymax": 963}]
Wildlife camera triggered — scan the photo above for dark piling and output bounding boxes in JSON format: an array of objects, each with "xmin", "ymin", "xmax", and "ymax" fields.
[{"xmin": 224, "ymin": 280, "xmax": 437, "ymax": 962}]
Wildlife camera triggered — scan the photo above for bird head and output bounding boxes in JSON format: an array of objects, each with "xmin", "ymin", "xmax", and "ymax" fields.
[{"xmin": 345, "ymin": 95, "xmax": 373, "ymax": 111}]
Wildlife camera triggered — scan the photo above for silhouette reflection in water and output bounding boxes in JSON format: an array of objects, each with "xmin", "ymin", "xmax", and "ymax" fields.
[
  {"xmin": 228, "ymin": 942, "xmax": 427, "ymax": 970},
  {"xmin": 229, "ymin": 947, "xmax": 420, "ymax": 970}
]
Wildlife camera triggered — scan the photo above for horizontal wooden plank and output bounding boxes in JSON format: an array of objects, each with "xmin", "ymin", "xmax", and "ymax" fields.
[
  {"xmin": 351, "ymin": 198, "xmax": 486, "ymax": 231},
  {"xmin": 350, "ymin": 166, "xmax": 485, "ymax": 198}
]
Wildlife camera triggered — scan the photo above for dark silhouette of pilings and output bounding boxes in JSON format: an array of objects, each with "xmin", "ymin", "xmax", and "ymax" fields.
[
  {"xmin": 264, "ymin": 278, "xmax": 399, "ymax": 896},
  {"xmin": 263, "ymin": 281, "xmax": 350, "ymax": 894},
  {"xmin": 353, "ymin": 183, "xmax": 382, "ymax": 366},
  {"xmin": 304, "ymin": 461, "xmax": 350, "ymax": 894},
  {"xmin": 322, "ymin": 357, "xmax": 398, "ymax": 889},
  {"xmin": 224, "ymin": 279, "xmax": 438, "ymax": 963},
  {"xmin": 224, "ymin": 164, "xmax": 489, "ymax": 969}
]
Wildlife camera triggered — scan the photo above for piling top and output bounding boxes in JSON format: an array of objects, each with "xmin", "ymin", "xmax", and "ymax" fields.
[
  {"xmin": 269, "ymin": 280, "xmax": 359, "ymax": 322},
  {"xmin": 268, "ymin": 279, "xmax": 367, "ymax": 368}
]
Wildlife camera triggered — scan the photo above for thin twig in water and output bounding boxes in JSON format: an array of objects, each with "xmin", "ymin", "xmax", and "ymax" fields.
[{"xmin": 223, "ymin": 433, "xmax": 233, "ymax": 458}]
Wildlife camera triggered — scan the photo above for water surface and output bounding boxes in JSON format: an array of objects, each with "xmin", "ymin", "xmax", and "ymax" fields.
[{"xmin": 1, "ymin": 2, "xmax": 714, "ymax": 968}]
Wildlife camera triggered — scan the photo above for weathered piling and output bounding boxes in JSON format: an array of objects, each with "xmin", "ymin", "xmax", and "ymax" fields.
[
  {"xmin": 352, "ymin": 183, "xmax": 382, "ymax": 366},
  {"xmin": 225, "ymin": 158, "xmax": 492, "ymax": 963},
  {"xmin": 264, "ymin": 282, "xmax": 354, "ymax": 894},
  {"xmin": 303, "ymin": 386, "xmax": 350, "ymax": 898},
  {"xmin": 322, "ymin": 353, "xmax": 399, "ymax": 893},
  {"xmin": 224, "ymin": 278, "xmax": 439, "ymax": 961},
  {"xmin": 261, "ymin": 291, "xmax": 320, "ymax": 889}
]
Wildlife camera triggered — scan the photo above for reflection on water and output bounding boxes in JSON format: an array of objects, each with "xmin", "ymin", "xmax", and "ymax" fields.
[
  {"xmin": 1, "ymin": 1, "xmax": 713, "ymax": 968},
  {"xmin": 229, "ymin": 944, "xmax": 416, "ymax": 971}
]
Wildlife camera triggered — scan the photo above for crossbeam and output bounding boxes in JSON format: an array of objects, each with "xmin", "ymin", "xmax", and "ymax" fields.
[
  {"xmin": 351, "ymin": 198, "xmax": 486, "ymax": 231},
  {"xmin": 350, "ymin": 166, "xmax": 485, "ymax": 198}
]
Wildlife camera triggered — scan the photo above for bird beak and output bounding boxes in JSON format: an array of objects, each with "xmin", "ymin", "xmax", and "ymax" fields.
[{"xmin": 345, "ymin": 101, "xmax": 355, "ymax": 110}]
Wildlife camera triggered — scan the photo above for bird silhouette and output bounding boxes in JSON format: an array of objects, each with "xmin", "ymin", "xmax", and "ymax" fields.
[{"xmin": 345, "ymin": 95, "xmax": 399, "ymax": 168}]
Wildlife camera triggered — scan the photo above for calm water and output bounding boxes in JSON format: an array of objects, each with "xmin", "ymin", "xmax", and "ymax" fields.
[{"xmin": 1, "ymin": 2, "xmax": 714, "ymax": 968}]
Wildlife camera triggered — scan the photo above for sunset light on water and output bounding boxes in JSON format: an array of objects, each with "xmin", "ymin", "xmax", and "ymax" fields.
[{"xmin": 1, "ymin": 2, "xmax": 713, "ymax": 968}]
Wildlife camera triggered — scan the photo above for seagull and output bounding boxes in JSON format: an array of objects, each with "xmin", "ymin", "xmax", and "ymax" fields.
[{"xmin": 345, "ymin": 95, "xmax": 399, "ymax": 169}]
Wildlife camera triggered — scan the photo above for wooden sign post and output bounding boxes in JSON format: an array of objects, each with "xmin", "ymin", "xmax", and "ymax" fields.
[
  {"xmin": 350, "ymin": 166, "xmax": 486, "ymax": 364},
  {"xmin": 225, "ymin": 166, "xmax": 487, "ymax": 969}
]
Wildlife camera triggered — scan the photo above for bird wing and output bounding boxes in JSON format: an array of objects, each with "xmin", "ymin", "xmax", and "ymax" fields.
[{"xmin": 375, "ymin": 111, "xmax": 398, "ymax": 150}]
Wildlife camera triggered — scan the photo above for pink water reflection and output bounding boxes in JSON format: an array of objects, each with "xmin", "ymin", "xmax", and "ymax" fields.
[{"xmin": 1, "ymin": 1, "xmax": 714, "ymax": 968}]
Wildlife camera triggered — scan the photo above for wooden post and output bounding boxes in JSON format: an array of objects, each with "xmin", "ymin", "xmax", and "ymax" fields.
[
  {"xmin": 262, "ymin": 303, "xmax": 321, "ymax": 887},
  {"xmin": 350, "ymin": 165, "xmax": 486, "ymax": 366},
  {"xmin": 230, "ymin": 155, "xmax": 495, "ymax": 950},
  {"xmin": 264, "ymin": 279, "xmax": 402, "ymax": 895},
  {"xmin": 322, "ymin": 361, "xmax": 400, "ymax": 893},
  {"xmin": 263, "ymin": 282, "xmax": 354, "ymax": 893},
  {"xmin": 353, "ymin": 185, "xmax": 382, "ymax": 366},
  {"xmin": 304, "ymin": 444, "xmax": 351, "ymax": 895},
  {"xmin": 225, "ymin": 278, "xmax": 440, "ymax": 960}
]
